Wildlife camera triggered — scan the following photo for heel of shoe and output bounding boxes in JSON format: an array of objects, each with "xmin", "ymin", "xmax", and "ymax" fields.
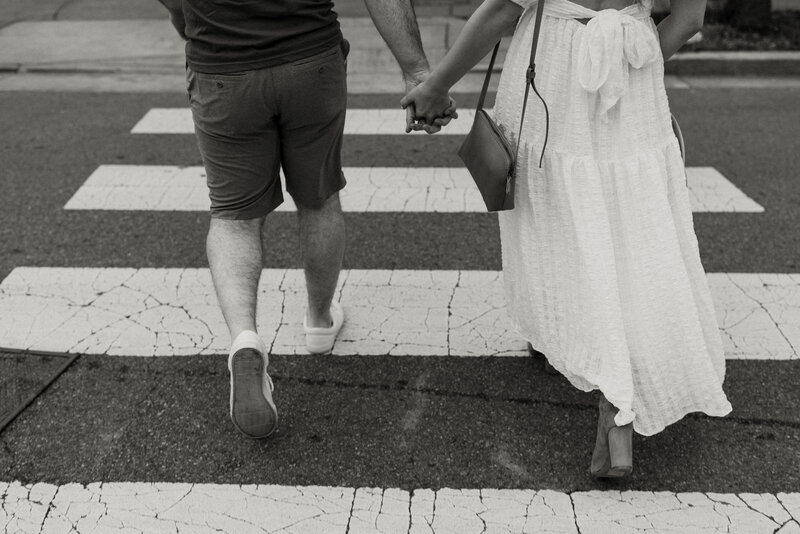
[
  {"xmin": 607, "ymin": 425, "xmax": 633, "ymax": 477},
  {"xmin": 305, "ymin": 332, "xmax": 335, "ymax": 354},
  {"xmin": 230, "ymin": 349, "xmax": 276, "ymax": 439}
]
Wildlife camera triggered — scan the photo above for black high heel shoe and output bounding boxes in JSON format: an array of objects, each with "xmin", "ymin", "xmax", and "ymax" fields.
[{"xmin": 590, "ymin": 396, "xmax": 633, "ymax": 478}]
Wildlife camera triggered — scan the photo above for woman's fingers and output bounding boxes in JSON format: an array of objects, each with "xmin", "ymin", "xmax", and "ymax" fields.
[
  {"xmin": 401, "ymin": 89, "xmax": 458, "ymax": 134},
  {"xmin": 429, "ymin": 100, "xmax": 458, "ymax": 129},
  {"xmin": 443, "ymin": 98, "xmax": 459, "ymax": 119},
  {"xmin": 419, "ymin": 98, "xmax": 458, "ymax": 127}
]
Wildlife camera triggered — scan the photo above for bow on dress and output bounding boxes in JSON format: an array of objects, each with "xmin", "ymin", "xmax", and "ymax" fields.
[{"xmin": 550, "ymin": 0, "xmax": 661, "ymax": 117}]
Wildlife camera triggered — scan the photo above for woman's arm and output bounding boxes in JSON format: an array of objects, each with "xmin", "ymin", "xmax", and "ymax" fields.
[
  {"xmin": 400, "ymin": 0, "xmax": 523, "ymax": 119},
  {"xmin": 656, "ymin": 0, "xmax": 706, "ymax": 60}
]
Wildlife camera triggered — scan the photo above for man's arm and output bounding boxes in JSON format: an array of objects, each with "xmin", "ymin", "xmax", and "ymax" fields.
[
  {"xmin": 362, "ymin": 0, "xmax": 454, "ymax": 132},
  {"xmin": 157, "ymin": 0, "xmax": 186, "ymax": 40},
  {"xmin": 400, "ymin": 0, "xmax": 521, "ymax": 118},
  {"xmin": 362, "ymin": 0, "xmax": 430, "ymax": 79}
]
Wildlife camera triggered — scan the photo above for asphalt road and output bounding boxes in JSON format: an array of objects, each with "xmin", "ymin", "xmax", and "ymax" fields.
[{"xmin": 0, "ymin": 87, "xmax": 799, "ymax": 493}]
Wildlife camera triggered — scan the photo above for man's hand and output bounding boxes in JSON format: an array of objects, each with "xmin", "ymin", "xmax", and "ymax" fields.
[{"xmin": 400, "ymin": 73, "xmax": 457, "ymax": 134}]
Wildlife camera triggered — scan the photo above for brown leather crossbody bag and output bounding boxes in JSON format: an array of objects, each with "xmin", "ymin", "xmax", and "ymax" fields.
[{"xmin": 458, "ymin": 0, "xmax": 548, "ymax": 212}]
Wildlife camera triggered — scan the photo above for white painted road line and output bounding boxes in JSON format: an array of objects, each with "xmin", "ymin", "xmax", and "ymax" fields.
[
  {"xmin": 688, "ymin": 167, "xmax": 764, "ymax": 212},
  {"xmin": 64, "ymin": 165, "xmax": 764, "ymax": 214},
  {"xmin": 2, "ymin": 481, "xmax": 798, "ymax": 534},
  {"xmin": 0, "ymin": 268, "xmax": 797, "ymax": 359},
  {"xmin": 64, "ymin": 166, "xmax": 488, "ymax": 213},
  {"xmin": 131, "ymin": 108, "xmax": 477, "ymax": 135},
  {"xmin": 0, "ymin": 269, "xmax": 520, "ymax": 357}
]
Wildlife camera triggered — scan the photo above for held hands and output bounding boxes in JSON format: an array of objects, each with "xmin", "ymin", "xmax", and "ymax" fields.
[{"xmin": 400, "ymin": 72, "xmax": 457, "ymax": 134}]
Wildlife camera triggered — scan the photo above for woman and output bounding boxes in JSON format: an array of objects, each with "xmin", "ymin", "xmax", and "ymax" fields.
[{"xmin": 402, "ymin": 0, "xmax": 732, "ymax": 478}]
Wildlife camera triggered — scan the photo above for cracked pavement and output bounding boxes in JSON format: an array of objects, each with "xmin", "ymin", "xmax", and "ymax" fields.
[
  {"xmin": 2, "ymin": 482, "xmax": 799, "ymax": 533},
  {"xmin": 0, "ymin": 268, "xmax": 798, "ymax": 359}
]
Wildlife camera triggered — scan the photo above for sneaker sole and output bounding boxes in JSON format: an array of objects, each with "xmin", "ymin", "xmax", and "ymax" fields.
[
  {"xmin": 306, "ymin": 334, "xmax": 337, "ymax": 354},
  {"xmin": 230, "ymin": 349, "xmax": 277, "ymax": 439}
]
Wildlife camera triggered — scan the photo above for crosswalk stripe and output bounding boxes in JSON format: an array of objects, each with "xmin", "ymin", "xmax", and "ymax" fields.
[
  {"xmin": 63, "ymin": 165, "xmax": 764, "ymax": 214},
  {"xmin": 63, "ymin": 165, "xmax": 486, "ymax": 213},
  {"xmin": 2, "ymin": 480, "xmax": 797, "ymax": 533},
  {"xmin": 131, "ymin": 108, "xmax": 477, "ymax": 135},
  {"xmin": 688, "ymin": 167, "xmax": 765, "ymax": 212},
  {"xmin": 0, "ymin": 267, "xmax": 796, "ymax": 359}
]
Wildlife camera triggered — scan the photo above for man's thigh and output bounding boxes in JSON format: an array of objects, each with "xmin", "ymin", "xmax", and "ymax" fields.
[
  {"xmin": 188, "ymin": 68, "xmax": 283, "ymax": 220},
  {"xmin": 274, "ymin": 43, "xmax": 348, "ymax": 208}
]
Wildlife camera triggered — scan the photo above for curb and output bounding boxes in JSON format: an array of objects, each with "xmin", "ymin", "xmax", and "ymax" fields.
[
  {"xmin": 665, "ymin": 51, "xmax": 800, "ymax": 76},
  {"xmin": 2, "ymin": 59, "xmax": 800, "ymax": 79}
]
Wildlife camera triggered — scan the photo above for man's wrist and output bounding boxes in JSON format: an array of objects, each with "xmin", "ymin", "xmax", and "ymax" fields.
[{"xmin": 402, "ymin": 61, "xmax": 432, "ymax": 82}]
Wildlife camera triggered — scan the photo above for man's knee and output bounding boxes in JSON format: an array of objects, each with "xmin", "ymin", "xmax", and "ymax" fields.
[{"xmin": 209, "ymin": 215, "xmax": 266, "ymax": 234}]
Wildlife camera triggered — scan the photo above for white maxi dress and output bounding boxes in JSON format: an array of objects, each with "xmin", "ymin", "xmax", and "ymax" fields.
[{"xmin": 494, "ymin": 0, "xmax": 732, "ymax": 435}]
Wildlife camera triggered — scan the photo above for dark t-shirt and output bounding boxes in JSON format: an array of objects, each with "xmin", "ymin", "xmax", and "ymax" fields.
[{"xmin": 183, "ymin": 0, "xmax": 343, "ymax": 73}]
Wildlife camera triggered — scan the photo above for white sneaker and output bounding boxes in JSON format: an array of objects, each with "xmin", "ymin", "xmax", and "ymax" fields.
[
  {"xmin": 228, "ymin": 331, "xmax": 277, "ymax": 439},
  {"xmin": 303, "ymin": 301, "xmax": 344, "ymax": 354}
]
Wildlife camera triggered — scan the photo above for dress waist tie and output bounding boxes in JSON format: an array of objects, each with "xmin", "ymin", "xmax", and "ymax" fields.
[
  {"xmin": 538, "ymin": 0, "xmax": 661, "ymax": 117},
  {"xmin": 575, "ymin": 9, "xmax": 661, "ymax": 116}
]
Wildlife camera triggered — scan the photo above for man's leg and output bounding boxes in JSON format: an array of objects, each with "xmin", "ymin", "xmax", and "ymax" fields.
[
  {"xmin": 276, "ymin": 43, "xmax": 348, "ymax": 351},
  {"xmin": 189, "ymin": 65, "xmax": 283, "ymax": 438},
  {"xmin": 206, "ymin": 216, "xmax": 265, "ymax": 339},
  {"xmin": 297, "ymin": 193, "xmax": 346, "ymax": 328},
  {"xmin": 207, "ymin": 215, "xmax": 277, "ymax": 439}
]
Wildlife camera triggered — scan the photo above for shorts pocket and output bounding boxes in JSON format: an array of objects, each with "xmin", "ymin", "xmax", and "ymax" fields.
[
  {"xmin": 186, "ymin": 66, "xmax": 197, "ymax": 100},
  {"xmin": 191, "ymin": 71, "xmax": 255, "ymax": 136}
]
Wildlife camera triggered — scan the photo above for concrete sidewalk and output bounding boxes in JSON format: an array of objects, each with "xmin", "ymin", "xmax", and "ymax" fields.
[
  {"xmin": 0, "ymin": 0, "xmax": 492, "ymax": 92},
  {"xmin": 0, "ymin": 0, "xmax": 798, "ymax": 93},
  {"xmin": 0, "ymin": 17, "xmax": 501, "ymax": 93}
]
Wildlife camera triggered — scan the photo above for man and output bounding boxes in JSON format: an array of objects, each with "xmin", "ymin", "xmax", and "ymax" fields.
[{"xmin": 157, "ymin": 0, "xmax": 454, "ymax": 439}]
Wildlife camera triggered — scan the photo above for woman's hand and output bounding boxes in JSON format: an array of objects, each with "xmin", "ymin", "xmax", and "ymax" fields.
[{"xmin": 400, "ymin": 76, "xmax": 458, "ymax": 134}]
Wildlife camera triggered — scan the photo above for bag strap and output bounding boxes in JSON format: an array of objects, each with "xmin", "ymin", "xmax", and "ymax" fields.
[
  {"xmin": 475, "ymin": 43, "xmax": 499, "ymax": 112},
  {"xmin": 475, "ymin": 0, "xmax": 549, "ymax": 168},
  {"xmin": 518, "ymin": 0, "xmax": 549, "ymax": 168}
]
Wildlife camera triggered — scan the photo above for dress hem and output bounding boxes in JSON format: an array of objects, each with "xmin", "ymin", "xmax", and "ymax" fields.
[{"xmin": 520, "ymin": 329, "xmax": 732, "ymax": 436}]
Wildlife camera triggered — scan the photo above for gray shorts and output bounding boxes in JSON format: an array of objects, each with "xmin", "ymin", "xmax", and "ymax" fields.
[{"xmin": 187, "ymin": 42, "xmax": 348, "ymax": 219}]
